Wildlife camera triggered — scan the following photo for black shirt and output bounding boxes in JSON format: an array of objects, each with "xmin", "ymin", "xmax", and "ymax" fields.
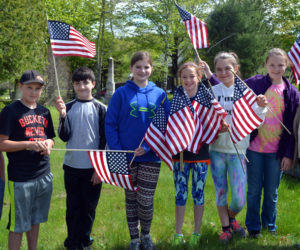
[{"xmin": 0, "ymin": 101, "xmax": 55, "ymax": 181}]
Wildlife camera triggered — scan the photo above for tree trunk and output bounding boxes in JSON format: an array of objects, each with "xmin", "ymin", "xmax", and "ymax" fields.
[{"xmin": 96, "ymin": 0, "xmax": 106, "ymax": 99}]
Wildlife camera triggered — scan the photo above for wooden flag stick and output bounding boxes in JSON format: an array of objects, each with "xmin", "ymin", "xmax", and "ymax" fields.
[
  {"xmin": 288, "ymin": 71, "xmax": 293, "ymax": 84},
  {"xmin": 230, "ymin": 70, "xmax": 291, "ymax": 135},
  {"xmin": 46, "ymin": 14, "xmax": 61, "ymax": 97},
  {"xmin": 50, "ymin": 148, "xmax": 135, "ymax": 153},
  {"xmin": 180, "ymin": 151, "xmax": 184, "ymax": 172},
  {"xmin": 129, "ymin": 138, "xmax": 145, "ymax": 167},
  {"xmin": 229, "ymin": 132, "xmax": 246, "ymax": 173}
]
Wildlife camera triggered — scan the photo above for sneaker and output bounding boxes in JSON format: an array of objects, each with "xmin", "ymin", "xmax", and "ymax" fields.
[
  {"xmin": 129, "ymin": 239, "xmax": 141, "ymax": 250},
  {"xmin": 248, "ymin": 230, "xmax": 262, "ymax": 239},
  {"xmin": 219, "ymin": 231, "xmax": 232, "ymax": 243},
  {"xmin": 140, "ymin": 234, "xmax": 155, "ymax": 250},
  {"xmin": 230, "ymin": 220, "xmax": 246, "ymax": 238},
  {"xmin": 189, "ymin": 233, "xmax": 201, "ymax": 248},
  {"xmin": 172, "ymin": 234, "xmax": 185, "ymax": 246}
]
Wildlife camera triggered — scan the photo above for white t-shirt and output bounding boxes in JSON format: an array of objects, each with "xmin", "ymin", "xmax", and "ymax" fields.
[{"xmin": 210, "ymin": 83, "xmax": 266, "ymax": 154}]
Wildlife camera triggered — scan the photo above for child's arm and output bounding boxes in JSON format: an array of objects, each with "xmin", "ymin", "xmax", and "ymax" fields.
[
  {"xmin": 0, "ymin": 134, "xmax": 45, "ymax": 152},
  {"xmin": 56, "ymin": 97, "xmax": 71, "ymax": 142},
  {"xmin": 99, "ymin": 105, "xmax": 106, "ymax": 149},
  {"xmin": 56, "ymin": 96, "xmax": 66, "ymax": 118},
  {"xmin": 251, "ymin": 94, "xmax": 268, "ymax": 122}
]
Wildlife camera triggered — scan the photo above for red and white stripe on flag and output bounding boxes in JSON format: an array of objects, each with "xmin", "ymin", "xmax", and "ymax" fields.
[
  {"xmin": 165, "ymin": 106, "xmax": 195, "ymax": 155},
  {"xmin": 288, "ymin": 36, "xmax": 300, "ymax": 85},
  {"xmin": 186, "ymin": 113, "xmax": 203, "ymax": 154},
  {"xmin": 184, "ymin": 16, "xmax": 209, "ymax": 49},
  {"xmin": 48, "ymin": 20, "xmax": 96, "ymax": 58},
  {"xmin": 192, "ymin": 99, "xmax": 226, "ymax": 148},
  {"xmin": 88, "ymin": 151, "xmax": 137, "ymax": 191},
  {"xmin": 145, "ymin": 124, "xmax": 173, "ymax": 171},
  {"xmin": 231, "ymin": 89, "xmax": 263, "ymax": 144}
]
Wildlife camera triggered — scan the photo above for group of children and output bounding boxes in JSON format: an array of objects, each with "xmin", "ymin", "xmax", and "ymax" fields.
[{"xmin": 0, "ymin": 48, "xmax": 298, "ymax": 250}]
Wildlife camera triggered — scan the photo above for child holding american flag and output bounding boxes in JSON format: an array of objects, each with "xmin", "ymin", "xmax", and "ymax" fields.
[
  {"xmin": 204, "ymin": 52, "xmax": 268, "ymax": 242},
  {"xmin": 171, "ymin": 61, "xmax": 218, "ymax": 247},
  {"xmin": 245, "ymin": 48, "xmax": 299, "ymax": 238}
]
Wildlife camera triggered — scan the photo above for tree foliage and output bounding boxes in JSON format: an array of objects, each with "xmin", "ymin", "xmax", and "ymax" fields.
[
  {"xmin": 0, "ymin": 0, "xmax": 48, "ymax": 83},
  {"xmin": 205, "ymin": 0, "xmax": 274, "ymax": 78}
]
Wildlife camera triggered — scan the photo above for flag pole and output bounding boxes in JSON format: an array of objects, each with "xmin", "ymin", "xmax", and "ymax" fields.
[
  {"xmin": 50, "ymin": 148, "xmax": 135, "ymax": 153},
  {"xmin": 230, "ymin": 70, "xmax": 291, "ymax": 135},
  {"xmin": 288, "ymin": 71, "xmax": 294, "ymax": 84},
  {"xmin": 46, "ymin": 16, "xmax": 61, "ymax": 97}
]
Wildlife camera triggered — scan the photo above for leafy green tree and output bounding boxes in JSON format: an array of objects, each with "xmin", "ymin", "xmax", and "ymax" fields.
[
  {"xmin": 0, "ymin": 0, "xmax": 48, "ymax": 90},
  {"xmin": 205, "ymin": 0, "xmax": 274, "ymax": 78},
  {"xmin": 264, "ymin": 0, "xmax": 300, "ymax": 50}
]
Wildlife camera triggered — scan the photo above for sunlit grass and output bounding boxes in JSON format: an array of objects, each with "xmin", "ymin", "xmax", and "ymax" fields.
[{"xmin": 0, "ymin": 106, "xmax": 299, "ymax": 249}]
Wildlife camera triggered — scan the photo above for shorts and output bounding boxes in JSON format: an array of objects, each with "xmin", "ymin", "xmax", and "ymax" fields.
[{"xmin": 7, "ymin": 172, "xmax": 53, "ymax": 232}]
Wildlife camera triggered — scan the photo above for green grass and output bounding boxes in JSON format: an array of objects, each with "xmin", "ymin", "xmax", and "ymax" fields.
[{"xmin": 0, "ymin": 106, "xmax": 300, "ymax": 249}]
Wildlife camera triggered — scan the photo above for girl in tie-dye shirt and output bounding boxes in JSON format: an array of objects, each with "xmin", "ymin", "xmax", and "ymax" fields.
[{"xmin": 245, "ymin": 48, "xmax": 299, "ymax": 238}]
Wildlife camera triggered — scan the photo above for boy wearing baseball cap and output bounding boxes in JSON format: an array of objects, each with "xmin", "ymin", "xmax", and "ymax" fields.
[{"xmin": 0, "ymin": 70, "xmax": 55, "ymax": 250}]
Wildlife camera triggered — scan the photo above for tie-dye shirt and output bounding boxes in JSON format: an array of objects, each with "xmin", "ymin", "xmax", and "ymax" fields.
[{"xmin": 248, "ymin": 83, "xmax": 285, "ymax": 153}]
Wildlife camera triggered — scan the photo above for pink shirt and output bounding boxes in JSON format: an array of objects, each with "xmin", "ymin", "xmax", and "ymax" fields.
[{"xmin": 248, "ymin": 83, "xmax": 285, "ymax": 153}]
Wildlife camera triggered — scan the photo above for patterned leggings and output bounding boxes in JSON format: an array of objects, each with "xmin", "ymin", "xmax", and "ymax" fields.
[
  {"xmin": 210, "ymin": 151, "xmax": 247, "ymax": 213},
  {"xmin": 125, "ymin": 162, "xmax": 161, "ymax": 240}
]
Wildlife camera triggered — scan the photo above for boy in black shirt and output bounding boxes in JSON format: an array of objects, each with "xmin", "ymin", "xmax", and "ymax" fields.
[{"xmin": 0, "ymin": 70, "xmax": 55, "ymax": 250}]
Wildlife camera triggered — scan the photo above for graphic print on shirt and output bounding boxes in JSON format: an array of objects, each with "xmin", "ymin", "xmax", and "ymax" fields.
[
  {"xmin": 18, "ymin": 114, "xmax": 49, "ymax": 141},
  {"xmin": 129, "ymin": 102, "xmax": 156, "ymax": 118},
  {"xmin": 217, "ymin": 96, "xmax": 233, "ymax": 116}
]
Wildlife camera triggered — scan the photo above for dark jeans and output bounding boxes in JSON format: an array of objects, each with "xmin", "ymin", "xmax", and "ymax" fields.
[
  {"xmin": 246, "ymin": 150, "xmax": 282, "ymax": 232},
  {"xmin": 63, "ymin": 165, "xmax": 102, "ymax": 249}
]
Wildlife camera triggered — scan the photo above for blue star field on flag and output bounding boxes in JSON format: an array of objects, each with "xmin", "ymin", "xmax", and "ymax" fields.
[{"xmin": 107, "ymin": 152, "xmax": 129, "ymax": 175}]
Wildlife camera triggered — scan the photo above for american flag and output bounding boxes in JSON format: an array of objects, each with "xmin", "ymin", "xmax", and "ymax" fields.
[
  {"xmin": 187, "ymin": 83, "xmax": 227, "ymax": 153},
  {"xmin": 48, "ymin": 20, "xmax": 96, "ymax": 58},
  {"xmin": 175, "ymin": 3, "xmax": 209, "ymax": 49},
  {"xmin": 231, "ymin": 77, "xmax": 263, "ymax": 144},
  {"xmin": 165, "ymin": 86, "xmax": 196, "ymax": 155},
  {"xmin": 288, "ymin": 35, "xmax": 300, "ymax": 85},
  {"xmin": 144, "ymin": 98, "xmax": 173, "ymax": 171},
  {"xmin": 88, "ymin": 151, "xmax": 137, "ymax": 191}
]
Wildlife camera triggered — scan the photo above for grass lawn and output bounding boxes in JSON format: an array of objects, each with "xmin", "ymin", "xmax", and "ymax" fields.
[{"xmin": 0, "ymin": 106, "xmax": 299, "ymax": 249}]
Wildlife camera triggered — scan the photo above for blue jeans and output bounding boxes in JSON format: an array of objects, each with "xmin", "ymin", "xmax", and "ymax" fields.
[{"xmin": 246, "ymin": 150, "xmax": 282, "ymax": 232}]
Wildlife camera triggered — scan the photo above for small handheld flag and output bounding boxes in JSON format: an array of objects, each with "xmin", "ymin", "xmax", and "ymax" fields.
[
  {"xmin": 231, "ymin": 77, "xmax": 263, "ymax": 143},
  {"xmin": 88, "ymin": 151, "xmax": 137, "ymax": 191},
  {"xmin": 288, "ymin": 35, "xmax": 300, "ymax": 85},
  {"xmin": 189, "ymin": 83, "xmax": 227, "ymax": 152},
  {"xmin": 165, "ymin": 86, "xmax": 196, "ymax": 155},
  {"xmin": 175, "ymin": 2, "xmax": 209, "ymax": 49},
  {"xmin": 48, "ymin": 20, "xmax": 96, "ymax": 58},
  {"xmin": 144, "ymin": 98, "xmax": 173, "ymax": 171}
]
